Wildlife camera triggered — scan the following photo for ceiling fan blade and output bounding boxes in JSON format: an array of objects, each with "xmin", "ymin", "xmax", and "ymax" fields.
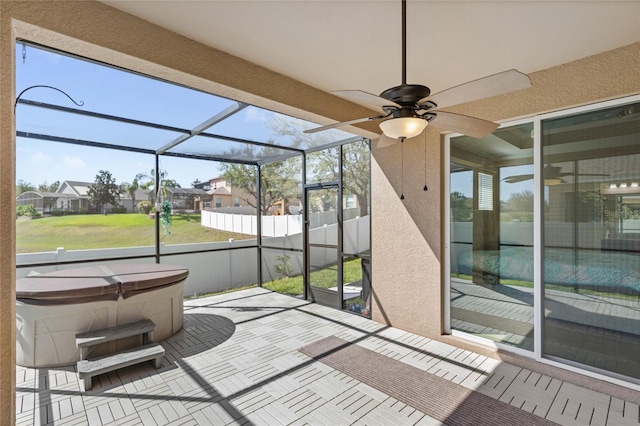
[
  {"xmin": 332, "ymin": 90, "xmax": 402, "ymax": 111},
  {"xmin": 304, "ymin": 115, "xmax": 385, "ymax": 134},
  {"xmin": 375, "ymin": 134, "xmax": 398, "ymax": 148},
  {"xmin": 502, "ymin": 175, "xmax": 534, "ymax": 183},
  {"xmin": 429, "ymin": 111, "xmax": 499, "ymax": 138},
  {"xmin": 420, "ymin": 69, "xmax": 531, "ymax": 109}
]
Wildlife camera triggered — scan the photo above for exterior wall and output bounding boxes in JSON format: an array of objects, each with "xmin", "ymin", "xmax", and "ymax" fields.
[
  {"xmin": 230, "ymin": 187, "xmax": 255, "ymax": 207},
  {"xmin": 208, "ymin": 179, "xmax": 256, "ymax": 209},
  {"xmin": 211, "ymin": 192, "xmax": 234, "ymax": 208},
  {"xmin": 208, "ymin": 177, "xmax": 227, "ymax": 190},
  {"xmin": 0, "ymin": 1, "xmax": 377, "ymax": 421},
  {"xmin": 210, "ymin": 191, "xmax": 255, "ymax": 209},
  {"xmin": 0, "ymin": 5, "xmax": 16, "ymax": 422},
  {"xmin": 371, "ymin": 42, "xmax": 640, "ymax": 347}
]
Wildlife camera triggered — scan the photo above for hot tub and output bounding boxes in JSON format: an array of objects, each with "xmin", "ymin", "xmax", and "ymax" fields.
[{"xmin": 16, "ymin": 263, "xmax": 188, "ymax": 367}]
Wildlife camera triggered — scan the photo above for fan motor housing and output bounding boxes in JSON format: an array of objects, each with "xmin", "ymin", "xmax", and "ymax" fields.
[{"xmin": 379, "ymin": 84, "xmax": 430, "ymax": 105}]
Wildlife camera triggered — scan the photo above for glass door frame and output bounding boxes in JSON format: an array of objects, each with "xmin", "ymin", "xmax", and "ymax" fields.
[
  {"xmin": 304, "ymin": 181, "xmax": 343, "ymax": 308},
  {"xmin": 444, "ymin": 94, "xmax": 640, "ymax": 389},
  {"xmin": 444, "ymin": 116, "xmax": 536, "ymax": 359}
]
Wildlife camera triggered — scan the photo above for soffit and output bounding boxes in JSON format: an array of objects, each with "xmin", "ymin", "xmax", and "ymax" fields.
[{"xmin": 100, "ymin": 1, "xmax": 640, "ymax": 101}]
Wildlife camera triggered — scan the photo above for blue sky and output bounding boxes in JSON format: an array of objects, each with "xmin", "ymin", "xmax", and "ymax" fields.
[
  {"xmin": 15, "ymin": 44, "xmax": 350, "ymax": 188},
  {"xmin": 15, "ymin": 46, "xmax": 228, "ymax": 187},
  {"xmin": 450, "ymin": 164, "xmax": 535, "ymax": 202}
]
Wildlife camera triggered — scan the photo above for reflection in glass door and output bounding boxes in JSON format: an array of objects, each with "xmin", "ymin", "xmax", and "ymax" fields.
[
  {"xmin": 448, "ymin": 122, "xmax": 535, "ymax": 351},
  {"xmin": 306, "ymin": 185, "xmax": 341, "ymax": 307}
]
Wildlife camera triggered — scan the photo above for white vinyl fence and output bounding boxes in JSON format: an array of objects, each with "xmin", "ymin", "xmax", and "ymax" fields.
[
  {"xmin": 201, "ymin": 208, "xmax": 362, "ymax": 237},
  {"xmin": 17, "ymin": 215, "xmax": 370, "ymax": 298}
]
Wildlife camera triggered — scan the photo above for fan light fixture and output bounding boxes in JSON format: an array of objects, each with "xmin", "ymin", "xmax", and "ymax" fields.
[
  {"xmin": 303, "ymin": 0, "xmax": 531, "ymax": 143},
  {"xmin": 379, "ymin": 117, "xmax": 427, "ymax": 139},
  {"xmin": 544, "ymin": 178, "xmax": 563, "ymax": 186}
]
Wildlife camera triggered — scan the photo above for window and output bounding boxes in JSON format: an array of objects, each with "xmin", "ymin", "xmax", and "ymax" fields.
[
  {"xmin": 215, "ymin": 197, "xmax": 222, "ymax": 208},
  {"xmin": 477, "ymin": 172, "xmax": 494, "ymax": 211},
  {"xmin": 346, "ymin": 194, "xmax": 355, "ymax": 209}
]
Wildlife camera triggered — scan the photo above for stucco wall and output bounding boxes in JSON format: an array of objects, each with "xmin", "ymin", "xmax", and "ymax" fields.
[
  {"xmin": 0, "ymin": 8, "xmax": 16, "ymax": 425},
  {"xmin": 0, "ymin": 1, "xmax": 378, "ymax": 422},
  {"xmin": 370, "ymin": 42, "xmax": 640, "ymax": 339}
]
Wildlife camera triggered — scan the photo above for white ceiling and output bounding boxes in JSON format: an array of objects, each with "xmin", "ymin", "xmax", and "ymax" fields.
[{"xmin": 101, "ymin": 1, "xmax": 640, "ymax": 105}]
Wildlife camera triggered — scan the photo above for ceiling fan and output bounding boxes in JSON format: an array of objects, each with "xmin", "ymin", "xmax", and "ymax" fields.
[
  {"xmin": 503, "ymin": 164, "xmax": 609, "ymax": 185},
  {"xmin": 304, "ymin": 0, "xmax": 532, "ymax": 147}
]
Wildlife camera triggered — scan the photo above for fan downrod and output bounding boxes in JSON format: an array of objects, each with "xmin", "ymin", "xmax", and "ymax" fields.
[{"xmin": 380, "ymin": 84, "xmax": 430, "ymax": 105}]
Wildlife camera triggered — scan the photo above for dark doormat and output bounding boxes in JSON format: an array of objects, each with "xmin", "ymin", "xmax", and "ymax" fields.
[{"xmin": 299, "ymin": 336, "xmax": 558, "ymax": 426}]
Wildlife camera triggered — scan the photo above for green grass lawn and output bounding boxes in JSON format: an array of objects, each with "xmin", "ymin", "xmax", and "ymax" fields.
[
  {"xmin": 263, "ymin": 257, "xmax": 363, "ymax": 296},
  {"xmin": 16, "ymin": 213, "xmax": 251, "ymax": 253}
]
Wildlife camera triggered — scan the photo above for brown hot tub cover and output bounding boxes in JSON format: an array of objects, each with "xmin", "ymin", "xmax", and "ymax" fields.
[{"xmin": 16, "ymin": 264, "xmax": 189, "ymax": 305}]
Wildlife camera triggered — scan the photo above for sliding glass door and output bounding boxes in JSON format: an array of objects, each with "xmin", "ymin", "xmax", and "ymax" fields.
[
  {"xmin": 541, "ymin": 102, "xmax": 640, "ymax": 379},
  {"xmin": 449, "ymin": 122, "xmax": 535, "ymax": 351},
  {"xmin": 447, "ymin": 96, "xmax": 640, "ymax": 381}
]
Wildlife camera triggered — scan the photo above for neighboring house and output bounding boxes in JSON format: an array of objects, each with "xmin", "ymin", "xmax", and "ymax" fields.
[
  {"xmin": 150, "ymin": 187, "xmax": 212, "ymax": 212},
  {"xmin": 55, "ymin": 180, "xmax": 91, "ymax": 212},
  {"xmin": 57, "ymin": 180, "xmax": 151, "ymax": 213},
  {"xmin": 15, "ymin": 180, "xmax": 93, "ymax": 214},
  {"xmin": 15, "ymin": 191, "xmax": 58, "ymax": 214},
  {"xmin": 120, "ymin": 188, "xmax": 150, "ymax": 213},
  {"xmin": 202, "ymin": 177, "xmax": 254, "ymax": 210},
  {"xmin": 200, "ymin": 176, "xmax": 353, "ymax": 216},
  {"xmin": 192, "ymin": 181, "xmax": 210, "ymax": 191},
  {"xmin": 16, "ymin": 180, "xmax": 150, "ymax": 214}
]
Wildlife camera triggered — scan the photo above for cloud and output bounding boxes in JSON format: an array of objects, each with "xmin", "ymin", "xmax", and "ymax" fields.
[
  {"xmin": 244, "ymin": 108, "xmax": 270, "ymax": 123},
  {"xmin": 63, "ymin": 156, "xmax": 86, "ymax": 169},
  {"xmin": 30, "ymin": 151, "xmax": 52, "ymax": 165}
]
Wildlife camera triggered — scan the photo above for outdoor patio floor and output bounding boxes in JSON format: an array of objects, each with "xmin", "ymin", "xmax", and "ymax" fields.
[{"xmin": 15, "ymin": 287, "xmax": 640, "ymax": 425}]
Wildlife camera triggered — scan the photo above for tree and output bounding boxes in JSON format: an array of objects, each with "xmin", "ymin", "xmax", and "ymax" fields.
[
  {"xmin": 88, "ymin": 170, "xmax": 120, "ymax": 214},
  {"xmin": 503, "ymin": 190, "xmax": 534, "ymax": 222},
  {"xmin": 135, "ymin": 169, "xmax": 176, "ymax": 200},
  {"xmin": 38, "ymin": 180, "xmax": 59, "ymax": 193},
  {"xmin": 163, "ymin": 179, "xmax": 181, "ymax": 188},
  {"xmin": 220, "ymin": 115, "xmax": 370, "ymax": 216},
  {"xmin": 504, "ymin": 190, "xmax": 534, "ymax": 211},
  {"xmin": 450, "ymin": 191, "xmax": 472, "ymax": 222},
  {"xmin": 191, "ymin": 178, "xmax": 202, "ymax": 188},
  {"xmin": 343, "ymin": 141, "xmax": 371, "ymax": 217},
  {"xmin": 270, "ymin": 115, "xmax": 371, "ymax": 216},
  {"xmin": 120, "ymin": 178, "xmax": 140, "ymax": 212},
  {"xmin": 135, "ymin": 171, "xmax": 155, "ymax": 190},
  {"xmin": 220, "ymin": 146, "xmax": 301, "ymax": 215},
  {"xmin": 307, "ymin": 141, "xmax": 370, "ymax": 216},
  {"xmin": 16, "ymin": 180, "xmax": 35, "ymax": 195}
]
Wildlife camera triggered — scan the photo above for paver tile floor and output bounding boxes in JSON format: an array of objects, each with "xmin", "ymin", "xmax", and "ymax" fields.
[{"xmin": 15, "ymin": 288, "xmax": 640, "ymax": 425}]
